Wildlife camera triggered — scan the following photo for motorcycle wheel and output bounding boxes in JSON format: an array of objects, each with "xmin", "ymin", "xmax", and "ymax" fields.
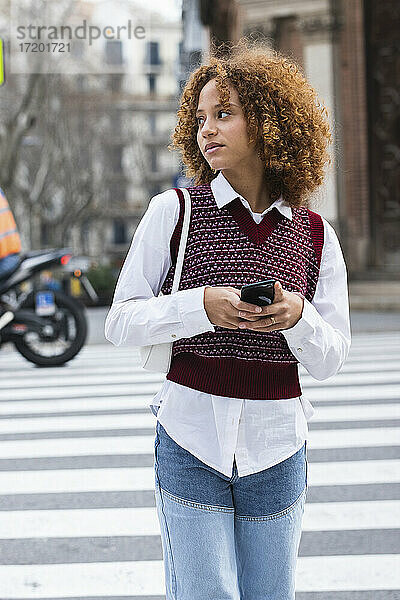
[{"xmin": 14, "ymin": 290, "xmax": 87, "ymax": 366}]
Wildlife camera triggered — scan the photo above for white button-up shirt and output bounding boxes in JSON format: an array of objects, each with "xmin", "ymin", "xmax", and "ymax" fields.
[{"xmin": 105, "ymin": 172, "xmax": 351, "ymax": 477}]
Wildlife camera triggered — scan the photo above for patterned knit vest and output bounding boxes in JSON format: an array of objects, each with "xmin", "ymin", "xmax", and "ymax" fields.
[{"xmin": 161, "ymin": 184, "xmax": 324, "ymax": 400}]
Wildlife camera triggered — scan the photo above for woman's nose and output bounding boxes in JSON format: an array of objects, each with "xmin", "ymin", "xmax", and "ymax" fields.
[{"xmin": 201, "ymin": 118, "xmax": 217, "ymax": 136}]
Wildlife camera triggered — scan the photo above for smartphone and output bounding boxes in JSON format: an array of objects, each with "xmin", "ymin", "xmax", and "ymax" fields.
[{"xmin": 240, "ymin": 279, "xmax": 276, "ymax": 307}]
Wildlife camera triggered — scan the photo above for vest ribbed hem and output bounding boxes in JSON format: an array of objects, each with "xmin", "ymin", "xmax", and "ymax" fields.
[{"xmin": 166, "ymin": 353, "xmax": 302, "ymax": 400}]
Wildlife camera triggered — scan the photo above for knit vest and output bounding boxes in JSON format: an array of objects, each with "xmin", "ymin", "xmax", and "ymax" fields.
[{"xmin": 161, "ymin": 184, "xmax": 324, "ymax": 400}]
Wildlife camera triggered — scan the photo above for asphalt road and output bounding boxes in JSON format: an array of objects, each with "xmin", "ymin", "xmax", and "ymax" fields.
[{"xmin": 0, "ymin": 331, "xmax": 399, "ymax": 597}]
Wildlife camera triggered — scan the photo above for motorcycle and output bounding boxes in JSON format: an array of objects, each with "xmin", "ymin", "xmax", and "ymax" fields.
[{"xmin": 0, "ymin": 248, "xmax": 94, "ymax": 366}]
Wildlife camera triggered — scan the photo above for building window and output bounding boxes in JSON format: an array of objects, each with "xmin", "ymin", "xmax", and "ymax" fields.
[
  {"xmin": 109, "ymin": 74, "xmax": 123, "ymax": 92},
  {"xmin": 150, "ymin": 148, "xmax": 157, "ymax": 172},
  {"xmin": 110, "ymin": 111, "xmax": 122, "ymax": 136},
  {"xmin": 108, "ymin": 181, "xmax": 126, "ymax": 204},
  {"xmin": 148, "ymin": 73, "xmax": 157, "ymax": 94},
  {"xmin": 71, "ymin": 39, "xmax": 85, "ymax": 58},
  {"xmin": 76, "ymin": 75, "xmax": 87, "ymax": 91},
  {"xmin": 107, "ymin": 145, "xmax": 123, "ymax": 172},
  {"xmin": 113, "ymin": 219, "xmax": 127, "ymax": 244},
  {"xmin": 146, "ymin": 41, "xmax": 160, "ymax": 65},
  {"xmin": 105, "ymin": 40, "xmax": 123, "ymax": 65},
  {"xmin": 178, "ymin": 40, "xmax": 184, "ymax": 61},
  {"xmin": 148, "ymin": 113, "xmax": 156, "ymax": 135},
  {"xmin": 41, "ymin": 222, "xmax": 49, "ymax": 245}
]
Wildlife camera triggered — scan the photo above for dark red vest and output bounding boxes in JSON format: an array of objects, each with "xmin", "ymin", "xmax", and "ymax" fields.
[{"xmin": 161, "ymin": 184, "xmax": 323, "ymax": 399}]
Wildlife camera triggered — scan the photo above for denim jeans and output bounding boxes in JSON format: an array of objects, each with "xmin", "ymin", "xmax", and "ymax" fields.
[{"xmin": 154, "ymin": 419, "xmax": 308, "ymax": 600}]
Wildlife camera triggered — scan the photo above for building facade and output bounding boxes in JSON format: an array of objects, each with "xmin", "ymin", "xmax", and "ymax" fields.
[
  {"xmin": 198, "ymin": 0, "xmax": 400, "ymax": 279},
  {"xmin": 72, "ymin": 7, "xmax": 183, "ymax": 265},
  {"xmin": 1, "ymin": 1, "xmax": 183, "ymax": 268}
]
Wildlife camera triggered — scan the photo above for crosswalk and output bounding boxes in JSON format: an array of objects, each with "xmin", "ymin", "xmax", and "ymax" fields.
[{"xmin": 0, "ymin": 332, "xmax": 399, "ymax": 599}]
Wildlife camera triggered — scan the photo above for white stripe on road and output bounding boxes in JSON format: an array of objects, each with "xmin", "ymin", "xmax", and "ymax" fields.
[
  {"xmin": 0, "ymin": 428, "xmax": 398, "ymax": 460},
  {"xmin": 0, "ymin": 460, "xmax": 398, "ymax": 495},
  {"xmin": 296, "ymin": 555, "xmax": 400, "ymax": 592},
  {"xmin": 1, "ymin": 500, "xmax": 399, "ymax": 539},
  {"xmin": 0, "ymin": 390, "xmax": 399, "ymax": 414},
  {"xmin": 0, "ymin": 506, "xmax": 160, "ymax": 538},
  {"xmin": 303, "ymin": 384, "xmax": 400, "ymax": 401},
  {"xmin": 304, "ymin": 372, "xmax": 400, "ymax": 387},
  {"xmin": 0, "ymin": 396, "xmax": 156, "ymax": 414},
  {"xmin": 1, "ymin": 404, "xmax": 399, "ymax": 434},
  {"xmin": 0, "ymin": 372, "xmax": 164, "ymax": 389},
  {"xmin": 2, "ymin": 370, "xmax": 400, "ymax": 395},
  {"xmin": 0, "ymin": 555, "xmax": 398, "ymax": 597},
  {"xmin": 0, "ymin": 507, "xmax": 160, "ymax": 539},
  {"xmin": 309, "ymin": 427, "xmax": 400, "ymax": 448},
  {"xmin": 309, "ymin": 459, "xmax": 400, "ymax": 486},
  {"xmin": 0, "ymin": 467, "xmax": 155, "ymax": 494},
  {"xmin": 302, "ymin": 500, "xmax": 400, "ymax": 531},
  {"xmin": 0, "ymin": 413, "xmax": 156, "ymax": 434},
  {"xmin": 1, "ymin": 382, "xmax": 399, "ymax": 404},
  {"xmin": 2, "ymin": 361, "xmax": 400, "ymax": 388},
  {"xmin": 348, "ymin": 347, "xmax": 400, "ymax": 357},
  {"xmin": 3, "ymin": 350, "xmax": 400, "ymax": 371},
  {"xmin": 1, "ymin": 398, "xmax": 398, "ymax": 421},
  {"xmin": 0, "ymin": 434, "xmax": 155, "ymax": 458},
  {"xmin": 0, "ymin": 560, "xmax": 164, "ymax": 597},
  {"xmin": 310, "ymin": 403, "xmax": 400, "ymax": 421},
  {"xmin": 0, "ymin": 384, "xmax": 399, "ymax": 408},
  {"xmin": 338, "ymin": 360, "xmax": 400, "ymax": 372},
  {"xmin": 0, "ymin": 383, "xmax": 162, "ymax": 401},
  {"xmin": 349, "ymin": 337, "xmax": 400, "ymax": 346}
]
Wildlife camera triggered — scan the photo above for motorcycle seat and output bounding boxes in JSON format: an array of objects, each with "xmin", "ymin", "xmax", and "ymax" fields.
[{"xmin": 0, "ymin": 257, "xmax": 23, "ymax": 282}]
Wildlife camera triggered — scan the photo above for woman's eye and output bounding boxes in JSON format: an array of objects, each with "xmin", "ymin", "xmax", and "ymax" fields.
[{"xmin": 196, "ymin": 110, "xmax": 230, "ymax": 125}]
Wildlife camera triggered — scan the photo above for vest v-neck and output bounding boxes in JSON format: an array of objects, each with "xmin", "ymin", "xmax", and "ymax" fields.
[{"xmin": 225, "ymin": 196, "xmax": 284, "ymax": 245}]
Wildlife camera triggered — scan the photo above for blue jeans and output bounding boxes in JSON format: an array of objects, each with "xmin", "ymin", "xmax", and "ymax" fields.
[{"xmin": 154, "ymin": 420, "xmax": 308, "ymax": 600}]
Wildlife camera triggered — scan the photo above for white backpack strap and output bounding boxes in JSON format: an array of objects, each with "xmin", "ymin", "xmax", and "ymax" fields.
[{"xmin": 171, "ymin": 188, "xmax": 191, "ymax": 293}]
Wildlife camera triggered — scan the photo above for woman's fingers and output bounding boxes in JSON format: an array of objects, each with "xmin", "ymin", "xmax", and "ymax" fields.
[{"xmin": 239, "ymin": 316, "xmax": 282, "ymax": 331}]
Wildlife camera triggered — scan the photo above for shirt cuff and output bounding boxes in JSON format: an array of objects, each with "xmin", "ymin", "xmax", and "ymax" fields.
[
  {"xmin": 281, "ymin": 298, "xmax": 316, "ymax": 355},
  {"xmin": 176, "ymin": 286, "xmax": 216, "ymax": 338}
]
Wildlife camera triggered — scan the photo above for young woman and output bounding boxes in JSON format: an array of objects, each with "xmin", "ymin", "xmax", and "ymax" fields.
[{"xmin": 105, "ymin": 39, "xmax": 351, "ymax": 600}]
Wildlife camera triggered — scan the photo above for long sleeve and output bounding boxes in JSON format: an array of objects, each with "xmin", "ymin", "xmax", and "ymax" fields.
[
  {"xmin": 104, "ymin": 189, "xmax": 215, "ymax": 347},
  {"xmin": 281, "ymin": 218, "xmax": 351, "ymax": 380}
]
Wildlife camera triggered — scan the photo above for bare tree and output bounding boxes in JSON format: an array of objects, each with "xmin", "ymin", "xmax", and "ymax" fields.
[
  {"xmin": 0, "ymin": 72, "xmax": 45, "ymax": 190},
  {"xmin": 11, "ymin": 73, "xmax": 111, "ymax": 249},
  {"xmin": 0, "ymin": 0, "xmax": 155, "ymax": 254}
]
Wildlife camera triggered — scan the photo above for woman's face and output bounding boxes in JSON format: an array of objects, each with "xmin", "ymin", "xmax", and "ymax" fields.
[{"xmin": 196, "ymin": 78, "xmax": 258, "ymax": 173}]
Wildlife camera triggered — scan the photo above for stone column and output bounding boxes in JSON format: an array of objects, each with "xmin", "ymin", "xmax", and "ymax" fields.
[
  {"xmin": 330, "ymin": 0, "xmax": 370, "ymax": 274},
  {"xmin": 299, "ymin": 10, "xmax": 340, "ymax": 229}
]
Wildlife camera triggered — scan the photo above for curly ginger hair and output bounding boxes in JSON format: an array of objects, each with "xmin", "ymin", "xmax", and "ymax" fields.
[{"xmin": 169, "ymin": 38, "xmax": 332, "ymax": 208}]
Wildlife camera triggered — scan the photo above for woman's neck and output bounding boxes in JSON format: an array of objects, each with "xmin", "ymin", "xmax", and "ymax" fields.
[{"xmin": 220, "ymin": 166, "xmax": 272, "ymax": 213}]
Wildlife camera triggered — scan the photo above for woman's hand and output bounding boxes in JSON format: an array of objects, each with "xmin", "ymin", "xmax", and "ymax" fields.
[
  {"xmin": 237, "ymin": 281, "xmax": 304, "ymax": 332},
  {"xmin": 204, "ymin": 286, "xmax": 264, "ymax": 329}
]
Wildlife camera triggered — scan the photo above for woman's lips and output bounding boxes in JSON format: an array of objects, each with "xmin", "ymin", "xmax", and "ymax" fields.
[{"xmin": 206, "ymin": 145, "xmax": 224, "ymax": 154}]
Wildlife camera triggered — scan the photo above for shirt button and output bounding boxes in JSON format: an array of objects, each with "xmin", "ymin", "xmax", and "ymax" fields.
[{"xmin": 171, "ymin": 334, "xmax": 176, "ymax": 338}]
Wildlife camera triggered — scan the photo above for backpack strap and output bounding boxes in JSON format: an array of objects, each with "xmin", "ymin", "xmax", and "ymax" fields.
[{"xmin": 169, "ymin": 188, "xmax": 186, "ymax": 266}]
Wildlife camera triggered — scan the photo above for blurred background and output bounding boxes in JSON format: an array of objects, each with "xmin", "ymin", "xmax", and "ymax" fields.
[{"xmin": 1, "ymin": 0, "xmax": 399, "ymax": 310}]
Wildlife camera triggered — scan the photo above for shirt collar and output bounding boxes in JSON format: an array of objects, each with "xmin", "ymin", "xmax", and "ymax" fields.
[{"xmin": 210, "ymin": 171, "xmax": 292, "ymax": 221}]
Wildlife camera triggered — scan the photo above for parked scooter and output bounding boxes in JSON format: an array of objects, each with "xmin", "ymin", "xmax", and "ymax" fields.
[{"xmin": 0, "ymin": 248, "xmax": 92, "ymax": 366}]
